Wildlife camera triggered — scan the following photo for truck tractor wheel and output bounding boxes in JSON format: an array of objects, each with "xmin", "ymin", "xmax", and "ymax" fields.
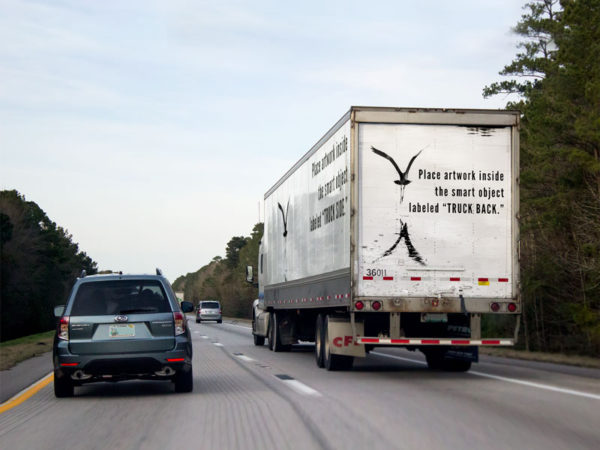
[
  {"xmin": 315, "ymin": 314, "xmax": 325, "ymax": 368},
  {"xmin": 323, "ymin": 315, "xmax": 354, "ymax": 371},
  {"xmin": 270, "ymin": 312, "xmax": 291, "ymax": 352},
  {"xmin": 268, "ymin": 313, "xmax": 274, "ymax": 350},
  {"xmin": 253, "ymin": 333, "xmax": 265, "ymax": 346},
  {"xmin": 54, "ymin": 371, "xmax": 74, "ymax": 398}
]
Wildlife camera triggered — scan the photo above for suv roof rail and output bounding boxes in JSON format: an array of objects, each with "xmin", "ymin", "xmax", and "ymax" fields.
[
  {"xmin": 80, "ymin": 269, "xmax": 86, "ymax": 278},
  {"xmin": 156, "ymin": 268, "xmax": 163, "ymax": 276}
]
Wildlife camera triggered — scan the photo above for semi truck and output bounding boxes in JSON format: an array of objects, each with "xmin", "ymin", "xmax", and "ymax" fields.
[{"xmin": 247, "ymin": 106, "xmax": 520, "ymax": 371}]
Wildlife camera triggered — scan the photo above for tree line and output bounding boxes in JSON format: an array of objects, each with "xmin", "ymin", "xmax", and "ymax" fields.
[
  {"xmin": 484, "ymin": 0, "xmax": 599, "ymax": 356},
  {"xmin": 0, "ymin": 190, "xmax": 97, "ymax": 341},
  {"xmin": 172, "ymin": 223, "xmax": 262, "ymax": 319}
]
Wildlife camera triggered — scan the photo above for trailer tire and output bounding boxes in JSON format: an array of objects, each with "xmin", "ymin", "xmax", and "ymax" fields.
[
  {"xmin": 443, "ymin": 360, "xmax": 472, "ymax": 372},
  {"xmin": 315, "ymin": 314, "xmax": 325, "ymax": 368},
  {"xmin": 323, "ymin": 315, "xmax": 353, "ymax": 371}
]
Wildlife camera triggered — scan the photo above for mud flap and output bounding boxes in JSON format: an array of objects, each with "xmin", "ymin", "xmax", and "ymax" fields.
[{"xmin": 328, "ymin": 318, "xmax": 366, "ymax": 357}]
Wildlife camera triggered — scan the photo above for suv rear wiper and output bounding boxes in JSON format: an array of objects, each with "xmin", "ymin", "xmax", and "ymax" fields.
[{"xmin": 118, "ymin": 308, "xmax": 158, "ymax": 314}]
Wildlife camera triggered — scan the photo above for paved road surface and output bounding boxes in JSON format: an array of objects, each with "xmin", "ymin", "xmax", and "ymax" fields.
[{"xmin": 1, "ymin": 320, "xmax": 598, "ymax": 449}]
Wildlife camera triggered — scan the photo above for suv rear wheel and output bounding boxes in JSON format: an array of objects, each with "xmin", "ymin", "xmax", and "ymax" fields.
[
  {"xmin": 173, "ymin": 367, "xmax": 193, "ymax": 393},
  {"xmin": 54, "ymin": 371, "xmax": 74, "ymax": 398}
]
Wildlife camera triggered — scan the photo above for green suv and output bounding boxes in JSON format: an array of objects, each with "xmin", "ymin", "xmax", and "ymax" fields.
[{"xmin": 53, "ymin": 270, "xmax": 194, "ymax": 397}]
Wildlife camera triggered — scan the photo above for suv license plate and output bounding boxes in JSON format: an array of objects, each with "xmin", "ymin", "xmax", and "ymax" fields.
[{"xmin": 109, "ymin": 324, "xmax": 135, "ymax": 337}]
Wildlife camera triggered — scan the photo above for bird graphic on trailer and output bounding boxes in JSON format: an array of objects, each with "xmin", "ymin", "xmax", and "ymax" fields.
[
  {"xmin": 277, "ymin": 200, "xmax": 290, "ymax": 281},
  {"xmin": 371, "ymin": 145, "xmax": 427, "ymax": 265},
  {"xmin": 371, "ymin": 146, "xmax": 424, "ymax": 204}
]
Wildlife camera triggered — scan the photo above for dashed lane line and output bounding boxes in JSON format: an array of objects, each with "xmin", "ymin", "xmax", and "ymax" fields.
[
  {"xmin": 275, "ymin": 374, "xmax": 321, "ymax": 397},
  {"xmin": 233, "ymin": 353, "xmax": 255, "ymax": 363},
  {"xmin": 0, "ymin": 372, "xmax": 53, "ymax": 415},
  {"xmin": 371, "ymin": 351, "xmax": 600, "ymax": 401},
  {"xmin": 213, "ymin": 342, "xmax": 224, "ymax": 347}
]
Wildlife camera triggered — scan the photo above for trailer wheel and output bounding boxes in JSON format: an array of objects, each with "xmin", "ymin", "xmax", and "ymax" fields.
[
  {"xmin": 323, "ymin": 315, "xmax": 353, "ymax": 371},
  {"xmin": 315, "ymin": 314, "xmax": 325, "ymax": 367},
  {"xmin": 270, "ymin": 312, "xmax": 290, "ymax": 352}
]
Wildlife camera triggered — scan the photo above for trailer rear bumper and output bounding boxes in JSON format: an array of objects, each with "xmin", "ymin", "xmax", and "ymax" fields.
[{"xmin": 356, "ymin": 337, "xmax": 514, "ymax": 346}]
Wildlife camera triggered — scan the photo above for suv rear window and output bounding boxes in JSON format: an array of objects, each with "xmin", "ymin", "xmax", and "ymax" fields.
[
  {"xmin": 200, "ymin": 302, "xmax": 220, "ymax": 309},
  {"xmin": 71, "ymin": 280, "xmax": 171, "ymax": 316}
]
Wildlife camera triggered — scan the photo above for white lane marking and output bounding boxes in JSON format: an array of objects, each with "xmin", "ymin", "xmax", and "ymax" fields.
[
  {"xmin": 200, "ymin": 336, "xmax": 209, "ymax": 339},
  {"xmin": 213, "ymin": 343, "xmax": 223, "ymax": 347},
  {"xmin": 235, "ymin": 355, "xmax": 255, "ymax": 362},
  {"xmin": 193, "ymin": 331, "xmax": 200, "ymax": 334},
  {"xmin": 371, "ymin": 351, "xmax": 427, "ymax": 366},
  {"xmin": 279, "ymin": 379, "xmax": 322, "ymax": 397},
  {"xmin": 225, "ymin": 322, "xmax": 252, "ymax": 330},
  {"xmin": 372, "ymin": 351, "xmax": 600, "ymax": 401},
  {"xmin": 468, "ymin": 370, "xmax": 600, "ymax": 401}
]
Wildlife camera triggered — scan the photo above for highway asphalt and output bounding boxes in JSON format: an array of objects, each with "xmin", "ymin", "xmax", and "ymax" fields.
[{"xmin": 0, "ymin": 319, "xmax": 598, "ymax": 449}]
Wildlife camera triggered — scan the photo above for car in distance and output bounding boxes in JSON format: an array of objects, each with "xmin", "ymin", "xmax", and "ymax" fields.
[
  {"xmin": 196, "ymin": 300, "xmax": 222, "ymax": 323},
  {"xmin": 52, "ymin": 269, "xmax": 194, "ymax": 397}
]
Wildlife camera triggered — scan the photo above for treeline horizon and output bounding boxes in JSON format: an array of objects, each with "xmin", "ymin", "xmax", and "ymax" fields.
[
  {"xmin": 172, "ymin": 223, "xmax": 262, "ymax": 319},
  {"xmin": 0, "ymin": 190, "xmax": 98, "ymax": 341}
]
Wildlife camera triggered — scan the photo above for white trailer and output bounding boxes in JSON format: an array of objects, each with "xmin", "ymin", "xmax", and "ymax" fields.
[{"xmin": 247, "ymin": 106, "xmax": 520, "ymax": 371}]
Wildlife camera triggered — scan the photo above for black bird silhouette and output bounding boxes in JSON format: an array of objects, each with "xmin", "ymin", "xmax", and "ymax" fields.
[
  {"xmin": 371, "ymin": 146, "xmax": 423, "ymax": 186},
  {"xmin": 277, "ymin": 201, "xmax": 289, "ymax": 237},
  {"xmin": 371, "ymin": 146, "xmax": 425, "ymax": 204}
]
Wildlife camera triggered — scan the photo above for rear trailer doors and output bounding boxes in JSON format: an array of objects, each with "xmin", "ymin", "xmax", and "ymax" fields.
[{"xmin": 356, "ymin": 121, "xmax": 517, "ymax": 305}]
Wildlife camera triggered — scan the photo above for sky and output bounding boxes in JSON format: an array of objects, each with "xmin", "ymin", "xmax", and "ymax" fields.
[{"xmin": 0, "ymin": 0, "xmax": 526, "ymax": 282}]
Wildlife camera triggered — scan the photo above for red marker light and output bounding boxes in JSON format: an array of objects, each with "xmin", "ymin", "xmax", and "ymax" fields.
[
  {"xmin": 355, "ymin": 301, "xmax": 364, "ymax": 310},
  {"xmin": 508, "ymin": 303, "xmax": 517, "ymax": 312},
  {"xmin": 372, "ymin": 301, "xmax": 382, "ymax": 311},
  {"xmin": 490, "ymin": 302, "xmax": 500, "ymax": 312}
]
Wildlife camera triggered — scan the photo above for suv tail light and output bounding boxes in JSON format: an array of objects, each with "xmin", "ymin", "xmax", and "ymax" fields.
[
  {"xmin": 58, "ymin": 316, "xmax": 69, "ymax": 340},
  {"xmin": 173, "ymin": 312, "xmax": 186, "ymax": 335}
]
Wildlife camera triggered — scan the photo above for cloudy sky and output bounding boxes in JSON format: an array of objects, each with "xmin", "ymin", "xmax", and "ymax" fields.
[{"xmin": 0, "ymin": 0, "xmax": 525, "ymax": 281}]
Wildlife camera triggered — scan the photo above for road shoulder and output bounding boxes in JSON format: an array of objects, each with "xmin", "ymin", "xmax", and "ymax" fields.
[{"xmin": 0, "ymin": 351, "xmax": 53, "ymax": 403}]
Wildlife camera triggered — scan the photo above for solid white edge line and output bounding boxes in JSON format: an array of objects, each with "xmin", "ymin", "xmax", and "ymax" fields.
[
  {"xmin": 0, "ymin": 372, "xmax": 53, "ymax": 407},
  {"xmin": 371, "ymin": 351, "xmax": 600, "ymax": 401},
  {"xmin": 280, "ymin": 379, "xmax": 322, "ymax": 397},
  {"xmin": 468, "ymin": 370, "xmax": 600, "ymax": 401}
]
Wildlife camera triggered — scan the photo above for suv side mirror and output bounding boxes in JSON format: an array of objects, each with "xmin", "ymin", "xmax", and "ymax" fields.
[
  {"xmin": 181, "ymin": 301, "xmax": 193, "ymax": 313},
  {"xmin": 54, "ymin": 305, "xmax": 65, "ymax": 317},
  {"xmin": 246, "ymin": 266, "xmax": 254, "ymax": 283}
]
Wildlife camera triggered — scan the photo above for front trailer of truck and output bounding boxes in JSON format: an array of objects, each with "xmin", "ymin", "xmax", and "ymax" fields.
[{"xmin": 250, "ymin": 107, "xmax": 520, "ymax": 371}]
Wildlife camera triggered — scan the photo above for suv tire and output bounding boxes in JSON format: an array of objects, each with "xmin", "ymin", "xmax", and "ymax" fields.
[
  {"xmin": 54, "ymin": 371, "xmax": 74, "ymax": 398},
  {"xmin": 174, "ymin": 367, "xmax": 193, "ymax": 393}
]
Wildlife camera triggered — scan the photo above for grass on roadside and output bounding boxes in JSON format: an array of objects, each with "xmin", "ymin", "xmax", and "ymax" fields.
[
  {"xmin": 0, "ymin": 330, "xmax": 54, "ymax": 371},
  {"xmin": 480, "ymin": 347, "xmax": 600, "ymax": 369}
]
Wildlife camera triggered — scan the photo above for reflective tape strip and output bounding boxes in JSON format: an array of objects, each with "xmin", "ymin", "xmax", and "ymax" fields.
[
  {"xmin": 410, "ymin": 277, "xmax": 421, "ymax": 281},
  {"xmin": 356, "ymin": 338, "xmax": 514, "ymax": 346}
]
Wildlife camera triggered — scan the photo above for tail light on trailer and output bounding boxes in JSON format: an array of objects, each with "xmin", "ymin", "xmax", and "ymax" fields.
[
  {"xmin": 173, "ymin": 312, "xmax": 186, "ymax": 335},
  {"xmin": 354, "ymin": 301, "xmax": 364, "ymax": 310},
  {"xmin": 508, "ymin": 302, "xmax": 517, "ymax": 312},
  {"xmin": 58, "ymin": 316, "xmax": 69, "ymax": 340},
  {"xmin": 490, "ymin": 302, "xmax": 500, "ymax": 312},
  {"xmin": 372, "ymin": 301, "xmax": 382, "ymax": 311}
]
